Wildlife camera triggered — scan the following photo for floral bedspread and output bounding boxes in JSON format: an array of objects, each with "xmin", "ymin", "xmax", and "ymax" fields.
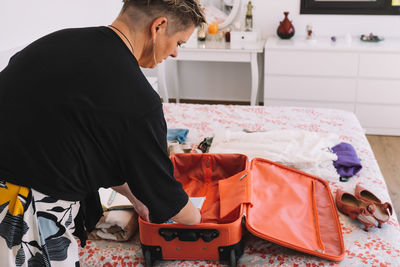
[{"xmin": 79, "ymin": 103, "xmax": 400, "ymax": 266}]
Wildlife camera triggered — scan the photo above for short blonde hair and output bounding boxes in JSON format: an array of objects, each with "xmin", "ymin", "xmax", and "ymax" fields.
[{"xmin": 122, "ymin": 0, "xmax": 206, "ymax": 33}]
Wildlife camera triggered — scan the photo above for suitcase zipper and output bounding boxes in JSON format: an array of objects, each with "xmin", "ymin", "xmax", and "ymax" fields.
[
  {"xmin": 311, "ymin": 180, "xmax": 325, "ymax": 252},
  {"xmin": 204, "ymin": 155, "xmax": 212, "ymax": 184},
  {"xmin": 245, "ymin": 225, "xmax": 328, "ymax": 259}
]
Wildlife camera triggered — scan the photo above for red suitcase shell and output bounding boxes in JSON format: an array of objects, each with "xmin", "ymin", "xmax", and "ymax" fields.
[{"xmin": 139, "ymin": 153, "xmax": 345, "ymax": 266}]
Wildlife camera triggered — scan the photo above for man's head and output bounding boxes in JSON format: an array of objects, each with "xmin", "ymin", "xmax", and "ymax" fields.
[{"xmin": 119, "ymin": 0, "xmax": 206, "ymax": 68}]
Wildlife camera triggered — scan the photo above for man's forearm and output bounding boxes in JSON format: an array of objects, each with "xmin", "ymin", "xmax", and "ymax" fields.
[{"xmin": 111, "ymin": 183, "xmax": 150, "ymax": 222}]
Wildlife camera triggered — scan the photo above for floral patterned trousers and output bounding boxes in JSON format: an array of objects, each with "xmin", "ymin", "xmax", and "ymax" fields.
[{"xmin": 0, "ymin": 179, "xmax": 80, "ymax": 266}]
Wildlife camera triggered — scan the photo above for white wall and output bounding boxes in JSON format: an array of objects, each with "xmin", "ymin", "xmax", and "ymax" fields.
[
  {"xmin": 1, "ymin": 0, "xmax": 400, "ymax": 102},
  {"xmin": 254, "ymin": 0, "xmax": 400, "ymax": 39},
  {"xmin": 0, "ymin": 0, "xmax": 122, "ymax": 52}
]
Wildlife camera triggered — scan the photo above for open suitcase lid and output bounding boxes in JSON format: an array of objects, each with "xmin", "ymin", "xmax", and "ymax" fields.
[{"xmin": 219, "ymin": 157, "xmax": 345, "ymax": 261}]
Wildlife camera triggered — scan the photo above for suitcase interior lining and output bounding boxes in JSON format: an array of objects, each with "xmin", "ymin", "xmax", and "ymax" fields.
[
  {"xmin": 314, "ymin": 180, "xmax": 344, "ymax": 256},
  {"xmin": 246, "ymin": 159, "xmax": 343, "ymax": 257},
  {"xmin": 173, "ymin": 154, "xmax": 247, "ymax": 224},
  {"xmin": 247, "ymin": 160, "xmax": 325, "ymax": 252}
]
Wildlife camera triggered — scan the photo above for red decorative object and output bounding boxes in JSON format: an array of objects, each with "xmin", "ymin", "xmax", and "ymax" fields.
[{"xmin": 277, "ymin": 11, "xmax": 295, "ymax": 39}]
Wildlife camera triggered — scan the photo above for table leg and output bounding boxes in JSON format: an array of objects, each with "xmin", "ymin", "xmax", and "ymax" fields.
[
  {"xmin": 157, "ymin": 61, "xmax": 169, "ymax": 103},
  {"xmin": 174, "ymin": 61, "xmax": 180, "ymax": 103},
  {"xmin": 250, "ymin": 52, "xmax": 259, "ymax": 106}
]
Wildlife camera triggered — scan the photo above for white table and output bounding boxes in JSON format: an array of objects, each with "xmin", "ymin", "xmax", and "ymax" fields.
[{"xmin": 157, "ymin": 40, "xmax": 265, "ymax": 106}]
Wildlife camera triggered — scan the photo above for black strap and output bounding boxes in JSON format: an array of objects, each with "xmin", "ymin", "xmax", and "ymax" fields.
[{"xmin": 108, "ymin": 25, "xmax": 134, "ymax": 54}]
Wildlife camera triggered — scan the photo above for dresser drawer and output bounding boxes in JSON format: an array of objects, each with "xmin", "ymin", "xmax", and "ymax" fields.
[
  {"xmin": 357, "ymin": 79, "xmax": 400, "ymax": 104},
  {"xmin": 356, "ymin": 104, "xmax": 400, "ymax": 129},
  {"xmin": 264, "ymin": 99, "xmax": 355, "ymax": 112},
  {"xmin": 265, "ymin": 76, "xmax": 357, "ymax": 102},
  {"xmin": 265, "ymin": 51, "xmax": 358, "ymax": 77},
  {"xmin": 359, "ymin": 53, "xmax": 400, "ymax": 79}
]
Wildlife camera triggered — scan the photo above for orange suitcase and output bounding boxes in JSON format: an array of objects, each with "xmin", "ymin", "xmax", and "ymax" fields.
[{"xmin": 139, "ymin": 153, "xmax": 345, "ymax": 266}]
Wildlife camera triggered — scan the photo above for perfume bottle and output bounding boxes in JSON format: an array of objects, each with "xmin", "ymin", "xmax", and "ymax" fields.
[
  {"xmin": 306, "ymin": 24, "xmax": 313, "ymax": 40},
  {"xmin": 197, "ymin": 23, "xmax": 206, "ymax": 41},
  {"xmin": 245, "ymin": 1, "xmax": 253, "ymax": 32}
]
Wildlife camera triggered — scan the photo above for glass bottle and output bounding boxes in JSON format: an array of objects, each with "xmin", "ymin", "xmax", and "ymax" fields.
[
  {"xmin": 197, "ymin": 23, "xmax": 206, "ymax": 41},
  {"xmin": 245, "ymin": 1, "xmax": 253, "ymax": 32}
]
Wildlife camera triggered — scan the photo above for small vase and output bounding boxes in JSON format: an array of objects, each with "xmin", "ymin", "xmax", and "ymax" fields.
[{"xmin": 277, "ymin": 12, "xmax": 295, "ymax": 39}]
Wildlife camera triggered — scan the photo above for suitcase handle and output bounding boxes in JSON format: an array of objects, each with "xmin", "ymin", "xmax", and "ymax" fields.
[
  {"xmin": 199, "ymin": 229, "xmax": 220, "ymax": 242},
  {"xmin": 159, "ymin": 228, "xmax": 219, "ymax": 242}
]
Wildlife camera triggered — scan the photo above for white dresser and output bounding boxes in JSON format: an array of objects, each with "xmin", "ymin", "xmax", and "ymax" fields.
[{"xmin": 264, "ymin": 36, "xmax": 400, "ymax": 135}]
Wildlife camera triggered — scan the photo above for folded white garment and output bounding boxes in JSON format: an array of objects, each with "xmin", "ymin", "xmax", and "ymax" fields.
[
  {"xmin": 209, "ymin": 129, "xmax": 340, "ymax": 181},
  {"xmin": 88, "ymin": 209, "xmax": 138, "ymax": 241}
]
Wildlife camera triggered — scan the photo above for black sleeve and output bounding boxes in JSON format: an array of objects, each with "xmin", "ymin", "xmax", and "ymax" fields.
[
  {"xmin": 8, "ymin": 51, "xmax": 20, "ymax": 64},
  {"xmin": 121, "ymin": 104, "xmax": 188, "ymax": 223}
]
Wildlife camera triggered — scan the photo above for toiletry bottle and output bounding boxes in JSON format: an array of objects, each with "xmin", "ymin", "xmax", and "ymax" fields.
[
  {"xmin": 197, "ymin": 23, "xmax": 206, "ymax": 41},
  {"xmin": 245, "ymin": 1, "xmax": 253, "ymax": 32}
]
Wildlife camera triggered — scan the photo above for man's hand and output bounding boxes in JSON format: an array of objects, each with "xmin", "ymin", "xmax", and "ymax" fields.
[{"xmin": 112, "ymin": 183, "xmax": 150, "ymax": 222}]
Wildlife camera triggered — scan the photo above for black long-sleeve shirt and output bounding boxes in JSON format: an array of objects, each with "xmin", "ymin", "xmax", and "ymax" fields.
[{"xmin": 0, "ymin": 26, "xmax": 188, "ymax": 225}]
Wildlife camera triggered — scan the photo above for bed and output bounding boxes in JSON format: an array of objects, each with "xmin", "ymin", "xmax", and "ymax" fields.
[{"xmin": 79, "ymin": 103, "xmax": 400, "ymax": 266}]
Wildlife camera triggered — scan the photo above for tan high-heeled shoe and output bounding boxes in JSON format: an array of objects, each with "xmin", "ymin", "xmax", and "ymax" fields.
[
  {"xmin": 355, "ymin": 183, "xmax": 393, "ymax": 228},
  {"xmin": 336, "ymin": 189, "xmax": 377, "ymax": 231}
]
